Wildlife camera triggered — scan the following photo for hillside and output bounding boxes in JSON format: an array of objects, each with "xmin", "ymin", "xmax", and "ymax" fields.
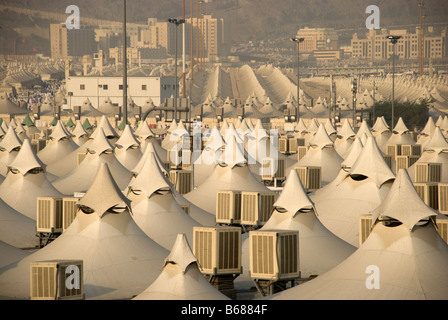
[{"xmin": 1, "ymin": 0, "xmax": 447, "ymax": 54}]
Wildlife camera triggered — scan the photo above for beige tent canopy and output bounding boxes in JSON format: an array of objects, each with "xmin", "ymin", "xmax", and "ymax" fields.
[
  {"xmin": 0, "ymin": 163, "xmax": 168, "ymax": 300},
  {"xmin": 0, "ymin": 240, "xmax": 30, "ymax": 269},
  {"xmin": 0, "ymin": 138, "xmax": 63, "ymax": 220},
  {"xmin": 311, "ymin": 136, "xmax": 395, "ymax": 247},
  {"xmin": 270, "ymin": 170, "xmax": 448, "ymax": 300},
  {"xmin": 133, "ymin": 234, "xmax": 230, "ymax": 300},
  {"xmin": 0, "ymin": 125, "xmax": 22, "ymax": 177},
  {"xmin": 114, "ymin": 125, "xmax": 142, "ymax": 171}
]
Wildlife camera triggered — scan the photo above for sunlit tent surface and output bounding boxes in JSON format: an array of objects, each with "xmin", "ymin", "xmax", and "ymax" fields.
[
  {"xmin": 0, "ymin": 164, "xmax": 168, "ymax": 300},
  {"xmin": 0, "ymin": 240, "xmax": 30, "ymax": 269},
  {"xmin": 269, "ymin": 170, "xmax": 448, "ymax": 300},
  {"xmin": 133, "ymin": 234, "xmax": 230, "ymax": 300}
]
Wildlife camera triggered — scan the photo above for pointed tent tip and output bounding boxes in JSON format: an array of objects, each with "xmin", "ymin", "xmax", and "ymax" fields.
[
  {"xmin": 77, "ymin": 163, "xmax": 131, "ymax": 218},
  {"xmin": 370, "ymin": 169, "xmax": 438, "ymax": 231},
  {"xmin": 164, "ymin": 233, "xmax": 198, "ymax": 274}
]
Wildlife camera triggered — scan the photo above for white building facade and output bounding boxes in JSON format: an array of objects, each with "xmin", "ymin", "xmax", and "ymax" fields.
[{"xmin": 66, "ymin": 76, "xmax": 177, "ymax": 109}]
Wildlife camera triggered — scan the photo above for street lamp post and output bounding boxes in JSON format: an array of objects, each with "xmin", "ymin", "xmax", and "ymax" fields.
[
  {"xmin": 291, "ymin": 36, "xmax": 304, "ymax": 121},
  {"xmin": 122, "ymin": 0, "xmax": 128, "ymax": 124},
  {"xmin": 168, "ymin": 18, "xmax": 186, "ymax": 122},
  {"xmin": 351, "ymin": 76, "xmax": 357, "ymax": 128},
  {"xmin": 387, "ymin": 35, "xmax": 402, "ymax": 129}
]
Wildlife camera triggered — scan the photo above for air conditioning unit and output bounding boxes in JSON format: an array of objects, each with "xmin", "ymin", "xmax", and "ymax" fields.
[
  {"xmin": 297, "ymin": 146, "xmax": 307, "ymax": 161},
  {"xmin": 386, "ymin": 144, "xmax": 401, "ymax": 158},
  {"xmin": 383, "ymin": 154, "xmax": 393, "ymax": 170},
  {"xmin": 395, "ymin": 155, "xmax": 420, "ymax": 172},
  {"xmin": 77, "ymin": 152, "xmax": 87, "ymax": 165},
  {"xmin": 296, "ymin": 138, "xmax": 305, "ymax": 147},
  {"xmin": 181, "ymin": 149, "xmax": 192, "ymax": 170},
  {"xmin": 62, "ymin": 197, "xmax": 79, "ymax": 232},
  {"xmin": 261, "ymin": 158, "xmax": 285, "ymax": 181},
  {"xmin": 359, "ymin": 215, "xmax": 373, "ymax": 246},
  {"xmin": 241, "ymin": 192, "xmax": 276, "ymax": 226},
  {"xmin": 31, "ymin": 139, "xmax": 47, "ymax": 153},
  {"xmin": 436, "ymin": 218, "xmax": 448, "ymax": 244},
  {"xmin": 279, "ymin": 137, "xmax": 288, "ymax": 154},
  {"xmin": 415, "ymin": 162, "xmax": 442, "ymax": 183},
  {"xmin": 30, "ymin": 260, "xmax": 84, "ymax": 300},
  {"xmin": 401, "ymin": 144, "xmax": 421, "ymax": 156},
  {"xmin": 414, "ymin": 182, "xmax": 439, "ymax": 210},
  {"xmin": 169, "ymin": 170, "xmax": 192, "ymax": 194},
  {"xmin": 249, "ymin": 230, "xmax": 299, "ymax": 281},
  {"xmin": 288, "ymin": 137, "xmax": 298, "ymax": 154},
  {"xmin": 216, "ymin": 190, "xmax": 242, "ymax": 225},
  {"xmin": 36, "ymin": 197, "xmax": 63, "ymax": 234},
  {"xmin": 180, "ymin": 204, "xmax": 190, "ymax": 215},
  {"xmin": 295, "ymin": 166, "xmax": 321, "ymax": 191},
  {"xmin": 193, "ymin": 226, "xmax": 242, "ymax": 276},
  {"xmin": 438, "ymin": 183, "xmax": 448, "ymax": 214}
]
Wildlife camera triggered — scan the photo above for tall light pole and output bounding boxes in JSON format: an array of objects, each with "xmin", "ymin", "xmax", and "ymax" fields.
[
  {"xmin": 291, "ymin": 36, "xmax": 304, "ymax": 121},
  {"xmin": 351, "ymin": 76, "xmax": 357, "ymax": 128},
  {"xmin": 418, "ymin": 2, "xmax": 424, "ymax": 77},
  {"xmin": 387, "ymin": 35, "xmax": 402, "ymax": 129},
  {"xmin": 168, "ymin": 18, "xmax": 186, "ymax": 122},
  {"xmin": 122, "ymin": 0, "xmax": 128, "ymax": 124}
]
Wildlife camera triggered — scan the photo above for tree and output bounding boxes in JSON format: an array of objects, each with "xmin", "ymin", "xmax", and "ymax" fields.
[{"xmin": 373, "ymin": 99, "xmax": 430, "ymax": 131}]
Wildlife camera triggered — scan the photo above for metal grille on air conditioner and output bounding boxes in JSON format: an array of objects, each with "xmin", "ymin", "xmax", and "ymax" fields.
[
  {"xmin": 438, "ymin": 183, "xmax": 448, "ymax": 214},
  {"xmin": 279, "ymin": 137, "xmax": 288, "ymax": 154},
  {"xmin": 216, "ymin": 190, "xmax": 242, "ymax": 225},
  {"xmin": 386, "ymin": 144, "xmax": 401, "ymax": 158},
  {"xmin": 261, "ymin": 158, "xmax": 285, "ymax": 181},
  {"xmin": 169, "ymin": 170, "xmax": 192, "ymax": 194},
  {"xmin": 30, "ymin": 260, "xmax": 84, "ymax": 300},
  {"xmin": 288, "ymin": 138, "xmax": 298, "ymax": 154},
  {"xmin": 37, "ymin": 197, "xmax": 63, "ymax": 234},
  {"xmin": 193, "ymin": 226, "xmax": 241, "ymax": 276},
  {"xmin": 384, "ymin": 154, "xmax": 393, "ymax": 170},
  {"xmin": 295, "ymin": 166, "xmax": 321, "ymax": 191},
  {"xmin": 414, "ymin": 182, "xmax": 439, "ymax": 210},
  {"xmin": 436, "ymin": 218, "xmax": 448, "ymax": 244},
  {"xmin": 359, "ymin": 215, "xmax": 373, "ymax": 246},
  {"xmin": 415, "ymin": 162, "xmax": 441, "ymax": 183},
  {"xmin": 241, "ymin": 192, "xmax": 276, "ymax": 226},
  {"xmin": 249, "ymin": 230, "xmax": 299, "ymax": 281},
  {"xmin": 297, "ymin": 146, "xmax": 307, "ymax": 161},
  {"xmin": 395, "ymin": 155, "xmax": 420, "ymax": 173},
  {"xmin": 401, "ymin": 144, "xmax": 421, "ymax": 156},
  {"xmin": 62, "ymin": 198, "xmax": 79, "ymax": 232}
]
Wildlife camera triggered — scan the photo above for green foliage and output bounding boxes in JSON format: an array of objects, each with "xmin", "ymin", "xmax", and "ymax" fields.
[{"xmin": 373, "ymin": 99, "xmax": 430, "ymax": 130}]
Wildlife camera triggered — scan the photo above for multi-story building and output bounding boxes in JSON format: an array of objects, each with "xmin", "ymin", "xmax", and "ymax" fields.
[
  {"xmin": 50, "ymin": 23, "xmax": 97, "ymax": 59},
  {"xmin": 296, "ymin": 27, "xmax": 339, "ymax": 53},
  {"xmin": 351, "ymin": 27, "xmax": 448, "ymax": 60}
]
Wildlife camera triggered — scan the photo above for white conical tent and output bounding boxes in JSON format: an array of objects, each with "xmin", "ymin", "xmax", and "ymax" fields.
[
  {"xmin": 126, "ymin": 152, "xmax": 201, "ymax": 250},
  {"xmin": 0, "ymin": 163, "xmax": 168, "ymax": 300},
  {"xmin": 270, "ymin": 170, "xmax": 448, "ymax": 300},
  {"xmin": 371, "ymin": 117, "xmax": 391, "ymax": 153},
  {"xmin": 241, "ymin": 169, "xmax": 355, "ymax": 282},
  {"xmin": 334, "ymin": 119, "xmax": 356, "ymax": 158},
  {"xmin": 0, "ymin": 138, "xmax": 63, "ymax": 220},
  {"xmin": 97, "ymin": 97, "xmax": 115, "ymax": 115},
  {"xmin": 341, "ymin": 137, "xmax": 364, "ymax": 171},
  {"xmin": 37, "ymin": 120, "xmax": 79, "ymax": 165},
  {"xmin": 417, "ymin": 117, "xmax": 437, "ymax": 148},
  {"xmin": 386, "ymin": 117, "xmax": 415, "ymax": 146},
  {"xmin": 114, "ymin": 125, "xmax": 142, "ymax": 171},
  {"xmin": 297, "ymin": 124, "xmax": 343, "ymax": 185},
  {"xmin": 0, "ymin": 125, "xmax": 22, "ymax": 177},
  {"xmin": 311, "ymin": 136, "xmax": 395, "ymax": 247},
  {"xmin": 71, "ymin": 120, "xmax": 90, "ymax": 146},
  {"xmin": 133, "ymin": 234, "xmax": 230, "ymax": 300},
  {"xmin": 52, "ymin": 128, "xmax": 132, "ymax": 195}
]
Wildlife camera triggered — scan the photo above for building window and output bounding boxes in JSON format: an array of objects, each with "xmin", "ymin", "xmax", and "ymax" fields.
[
  {"xmin": 142, "ymin": 85, "xmax": 147, "ymax": 90},
  {"xmin": 80, "ymin": 84, "xmax": 85, "ymax": 90},
  {"xmin": 103, "ymin": 84, "xmax": 108, "ymax": 90},
  {"xmin": 119, "ymin": 84, "xmax": 123, "ymax": 90}
]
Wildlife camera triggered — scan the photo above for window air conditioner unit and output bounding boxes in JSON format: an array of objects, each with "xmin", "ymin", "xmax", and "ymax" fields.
[
  {"xmin": 261, "ymin": 158, "xmax": 285, "ymax": 181},
  {"xmin": 30, "ymin": 260, "xmax": 84, "ymax": 300},
  {"xmin": 401, "ymin": 144, "xmax": 421, "ymax": 156},
  {"xmin": 359, "ymin": 214, "xmax": 373, "ymax": 246},
  {"xmin": 62, "ymin": 197, "xmax": 79, "ymax": 232},
  {"xmin": 249, "ymin": 230, "xmax": 299, "ymax": 281},
  {"xmin": 241, "ymin": 191, "xmax": 276, "ymax": 227},
  {"xmin": 297, "ymin": 146, "xmax": 308, "ymax": 161},
  {"xmin": 169, "ymin": 170, "xmax": 192, "ymax": 194},
  {"xmin": 436, "ymin": 218, "xmax": 448, "ymax": 244},
  {"xmin": 193, "ymin": 226, "xmax": 242, "ymax": 276},
  {"xmin": 216, "ymin": 190, "xmax": 242, "ymax": 225},
  {"xmin": 415, "ymin": 162, "xmax": 441, "ymax": 183},
  {"xmin": 395, "ymin": 155, "xmax": 419, "ymax": 172},
  {"xmin": 383, "ymin": 154, "xmax": 393, "ymax": 170},
  {"xmin": 288, "ymin": 137, "xmax": 298, "ymax": 154},
  {"xmin": 414, "ymin": 182, "xmax": 439, "ymax": 210},
  {"xmin": 386, "ymin": 144, "xmax": 401, "ymax": 158},
  {"xmin": 438, "ymin": 183, "xmax": 448, "ymax": 215},
  {"xmin": 36, "ymin": 197, "xmax": 63, "ymax": 234},
  {"xmin": 295, "ymin": 166, "xmax": 322, "ymax": 191},
  {"xmin": 279, "ymin": 137, "xmax": 288, "ymax": 154}
]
